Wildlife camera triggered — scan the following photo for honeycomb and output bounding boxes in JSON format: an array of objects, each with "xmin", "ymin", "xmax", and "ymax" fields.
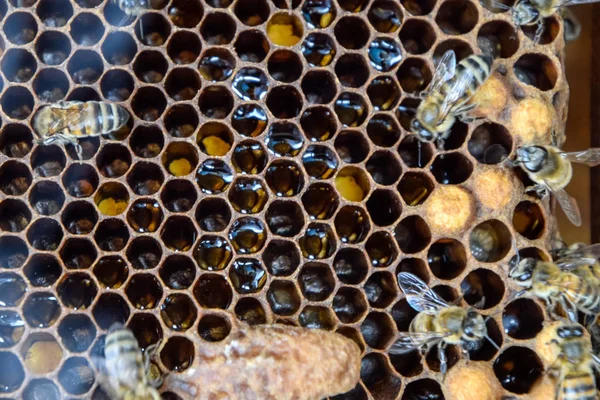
[{"xmin": 0, "ymin": 0, "xmax": 572, "ymax": 397}]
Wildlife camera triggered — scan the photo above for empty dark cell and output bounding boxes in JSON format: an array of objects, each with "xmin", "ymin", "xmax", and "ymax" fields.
[
  {"xmin": 127, "ymin": 162, "xmax": 164, "ymax": 196},
  {"xmin": 334, "ymin": 131, "xmax": 370, "ymax": 163},
  {"xmin": 67, "ymin": 50, "xmax": 103, "ymax": 84},
  {"xmin": 0, "ymin": 161, "xmax": 32, "ymax": 195},
  {"xmin": 0, "ymin": 124, "xmax": 33, "ymax": 158},
  {"xmin": 234, "ymin": 30, "xmax": 270, "ymax": 62},
  {"xmin": 128, "ymin": 313, "xmax": 163, "ymax": 350},
  {"xmin": 399, "ymin": 19, "xmax": 435, "ymax": 54},
  {"xmin": 193, "ymin": 274, "xmax": 233, "ymax": 309},
  {"xmin": 4, "ymin": 12, "xmax": 37, "ymax": 44},
  {"xmin": 301, "ymin": 183, "xmax": 339, "ymax": 219},
  {"xmin": 435, "ymin": 0, "xmax": 478, "ymax": 35},
  {"xmin": 299, "ymin": 306, "xmax": 336, "ymax": 330},
  {"xmin": 299, "ymin": 263, "xmax": 335, "ymax": 301},
  {"xmin": 430, "ymin": 153, "xmax": 473, "ymax": 184},
  {"xmin": 36, "ymin": 31, "xmax": 72, "ymax": 65},
  {"xmin": 366, "ymin": 151, "xmax": 401, "ymax": 185},
  {"xmin": 27, "ymin": 218, "xmax": 63, "ymax": 251},
  {"xmin": 366, "ymin": 231, "xmax": 398, "ymax": 267},
  {"xmin": 268, "ymin": 50, "xmax": 302, "ymax": 82},
  {"xmin": 391, "ymin": 299, "xmax": 419, "ymax": 332},
  {"xmin": 136, "ymin": 13, "xmax": 172, "ymax": 46},
  {"xmin": 57, "ymin": 314, "xmax": 96, "ymax": 352},
  {"xmin": 361, "ymin": 312, "xmax": 395, "ymax": 349},
  {"xmin": 161, "ymin": 180, "xmax": 197, "ymax": 213},
  {"xmin": 61, "ymin": 201, "xmax": 98, "ymax": 235},
  {"xmin": 394, "ymin": 216, "xmax": 431, "ymax": 253},
  {"xmin": 161, "ymin": 216, "xmax": 197, "ymax": 252},
  {"xmin": 198, "ymin": 315, "xmax": 231, "ymax": 342},
  {"xmin": 165, "ymin": 104, "xmax": 199, "ymax": 138},
  {"xmin": 364, "ymin": 272, "xmax": 397, "ymax": 308},
  {"xmin": 400, "ymin": 0, "xmax": 435, "ymax": 14},
  {"xmin": 23, "ymin": 292, "xmax": 61, "ymax": 328},
  {"xmin": 160, "ymin": 336, "xmax": 194, "ymax": 371},
  {"xmin": 168, "ymin": 0, "xmax": 203, "ymax": 27},
  {"xmin": 522, "ymin": 16, "xmax": 560, "ymax": 45},
  {"xmin": 397, "ymin": 134, "xmax": 434, "ymax": 168},
  {"xmin": 360, "ymin": 353, "xmax": 402, "ymax": 400},
  {"xmin": 301, "ymin": 70, "xmax": 337, "ymax": 104},
  {"xmin": 493, "ymin": 347, "xmax": 543, "ymax": 394},
  {"xmin": 0, "ymin": 352, "xmax": 25, "ymax": 393},
  {"xmin": 263, "ymin": 240, "xmax": 300, "ymax": 276},
  {"xmin": 477, "ymin": 20, "xmax": 520, "ymax": 59},
  {"xmin": 398, "ymin": 172, "xmax": 435, "ymax": 206},
  {"xmin": 366, "ymin": 190, "xmax": 402, "ymax": 227},
  {"xmin": 368, "ymin": 1, "xmax": 403, "ymax": 32},
  {"xmin": 23, "ymin": 379, "xmax": 61, "ymax": 400},
  {"xmin": 58, "ymin": 357, "xmax": 94, "ymax": 395},
  {"xmin": 94, "ymin": 219, "xmax": 130, "ymax": 252},
  {"xmin": 366, "ymin": 114, "xmax": 401, "ymax": 147},
  {"xmin": 267, "ymin": 280, "xmax": 301, "ymax": 316},
  {"xmin": 266, "ymin": 86, "xmax": 303, "ymax": 119},
  {"xmin": 433, "ymin": 40, "xmax": 473, "ymax": 63},
  {"xmin": 31, "ymin": 145, "xmax": 65, "ymax": 177},
  {"xmin": 126, "ymin": 274, "xmax": 163, "ymax": 310},
  {"xmin": 167, "ymin": 31, "xmax": 201, "ymax": 64},
  {"xmin": 101, "ymin": 69, "xmax": 134, "ymax": 102},
  {"xmin": 334, "ymin": 16, "xmax": 369, "ymax": 49},
  {"xmin": 37, "ymin": 0, "xmax": 72, "ymax": 26},
  {"xmin": 159, "ymin": 255, "xmax": 196, "ymax": 289},
  {"xmin": 201, "ymin": 12, "xmax": 236, "ymax": 45},
  {"xmin": 131, "ymin": 87, "xmax": 167, "ymax": 122},
  {"xmin": 333, "ymin": 248, "xmax": 369, "ymax": 284},
  {"xmin": 1, "ymin": 86, "xmax": 34, "ymax": 120},
  {"xmin": 93, "ymin": 256, "xmax": 129, "ymax": 289},
  {"xmin": 0, "ymin": 199, "xmax": 30, "ymax": 232},
  {"xmin": 428, "ymin": 239, "xmax": 467, "ymax": 280},
  {"xmin": 70, "ymin": 13, "xmax": 104, "ymax": 45},
  {"xmin": 161, "ymin": 294, "xmax": 197, "ymax": 331},
  {"xmin": 133, "ymin": 50, "xmax": 168, "ymax": 83},
  {"xmin": 195, "ymin": 198, "xmax": 231, "ymax": 232},
  {"xmin": 461, "ymin": 268, "xmax": 505, "ymax": 309},
  {"xmin": 33, "ymin": 68, "xmax": 69, "ymax": 102},
  {"xmin": 102, "ymin": 32, "xmax": 137, "ymax": 65},
  {"xmin": 165, "ymin": 68, "xmax": 201, "ymax": 101},
  {"xmin": 396, "ymin": 58, "xmax": 432, "ymax": 94},
  {"xmin": 503, "ymin": 298, "xmax": 544, "ymax": 340},
  {"xmin": 330, "ymin": 384, "xmax": 369, "ymax": 400},
  {"xmin": 335, "ymin": 54, "xmax": 370, "ymax": 88},
  {"xmin": 468, "ymin": 123, "xmax": 513, "ymax": 164},
  {"xmin": 333, "ymin": 287, "xmax": 367, "ymax": 323},
  {"xmin": 470, "ymin": 219, "xmax": 513, "ymax": 262},
  {"xmin": 234, "ymin": 0, "xmax": 268, "ymax": 25},
  {"xmin": 129, "ymin": 126, "xmax": 164, "ymax": 158},
  {"xmin": 93, "ymin": 293, "xmax": 130, "ymax": 329},
  {"xmin": 235, "ymin": 298, "xmax": 267, "ymax": 325},
  {"xmin": 513, "ymin": 201, "xmax": 546, "ymax": 240},
  {"xmin": 199, "ymin": 87, "xmax": 234, "ymax": 119},
  {"xmin": 402, "ymin": 379, "xmax": 443, "ymax": 400},
  {"xmin": 2, "ymin": 49, "xmax": 36, "ymax": 83},
  {"xmin": 389, "ymin": 351, "xmax": 423, "ymax": 378},
  {"xmin": 24, "ymin": 255, "xmax": 61, "ymax": 287},
  {"xmin": 59, "ymin": 238, "xmax": 97, "ymax": 269}
]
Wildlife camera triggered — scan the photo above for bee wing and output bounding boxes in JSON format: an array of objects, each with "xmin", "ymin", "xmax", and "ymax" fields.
[
  {"xmin": 592, "ymin": 353, "xmax": 600, "ymax": 370},
  {"xmin": 388, "ymin": 331, "xmax": 449, "ymax": 354},
  {"xmin": 440, "ymin": 67, "xmax": 475, "ymax": 118},
  {"xmin": 555, "ymin": 243, "xmax": 600, "ymax": 270},
  {"xmin": 397, "ymin": 272, "xmax": 451, "ymax": 313},
  {"xmin": 479, "ymin": 0, "xmax": 512, "ymax": 10},
  {"xmin": 46, "ymin": 107, "xmax": 82, "ymax": 136},
  {"xmin": 427, "ymin": 50, "xmax": 456, "ymax": 94},
  {"xmin": 555, "ymin": 0, "xmax": 600, "ymax": 7},
  {"xmin": 553, "ymin": 188, "xmax": 582, "ymax": 227},
  {"xmin": 560, "ymin": 148, "xmax": 600, "ymax": 166}
]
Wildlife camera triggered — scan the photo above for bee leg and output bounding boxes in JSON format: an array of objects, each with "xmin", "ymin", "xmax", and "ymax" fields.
[
  {"xmin": 534, "ymin": 19, "xmax": 545, "ymax": 44},
  {"xmin": 437, "ymin": 343, "xmax": 448, "ymax": 378},
  {"xmin": 557, "ymin": 296, "xmax": 578, "ymax": 322}
]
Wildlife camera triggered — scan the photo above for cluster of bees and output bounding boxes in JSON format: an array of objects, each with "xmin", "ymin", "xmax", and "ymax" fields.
[{"xmin": 24, "ymin": 0, "xmax": 600, "ymax": 399}]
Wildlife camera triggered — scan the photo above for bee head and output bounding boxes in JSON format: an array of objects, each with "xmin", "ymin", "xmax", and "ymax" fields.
[
  {"xmin": 462, "ymin": 311, "xmax": 486, "ymax": 340},
  {"xmin": 515, "ymin": 146, "xmax": 547, "ymax": 173},
  {"xmin": 410, "ymin": 119, "xmax": 434, "ymax": 142},
  {"xmin": 512, "ymin": 1, "xmax": 538, "ymax": 26},
  {"xmin": 509, "ymin": 258, "xmax": 536, "ymax": 288},
  {"xmin": 557, "ymin": 325, "xmax": 584, "ymax": 339}
]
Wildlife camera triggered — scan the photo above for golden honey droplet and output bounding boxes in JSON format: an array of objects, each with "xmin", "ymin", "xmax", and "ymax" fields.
[{"xmin": 169, "ymin": 158, "xmax": 193, "ymax": 176}]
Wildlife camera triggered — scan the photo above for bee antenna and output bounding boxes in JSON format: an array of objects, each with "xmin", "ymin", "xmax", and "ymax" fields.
[{"xmin": 484, "ymin": 333, "xmax": 501, "ymax": 350}]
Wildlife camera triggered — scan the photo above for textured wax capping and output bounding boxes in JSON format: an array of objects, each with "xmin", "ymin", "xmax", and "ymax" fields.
[{"xmin": 0, "ymin": 0, "xmax": 570, "ymax": 397}]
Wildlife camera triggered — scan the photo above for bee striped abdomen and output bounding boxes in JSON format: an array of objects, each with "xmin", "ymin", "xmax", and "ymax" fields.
[
  {"xmin": 105, "ymin": 327, "xmax": 146, "ymax": 384},
  {"xmin": 570, "ymin": 277, "xmax": 600, "ymax": 315},
  {"xmin": 440, "ymin": 54, "xmax": 493, "ymax": 108},
  {"xmin": 561, "ymin": 372, "xmax": 596, "ymax": 400}
]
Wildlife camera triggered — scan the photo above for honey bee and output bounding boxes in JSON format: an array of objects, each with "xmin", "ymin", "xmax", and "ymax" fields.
[
  {"xmin": 545, "ymin": 323, "xmax": 600, "ymax": 400},
  {"xmin": 93, "ymin": 324, "xmax": 162, "ymax": 400},
  {"xmin": 410, "ymin": 50, "xmax": 493, "ymax": 149},
  {"xmin": 485, "ymin": 0, "xmax": 596, "ymax": 43},
  {"xmin": 509, "ymin": 246, "xmax": 600, "ymax": 322},
  {"xmin": 389, "ymin": 272, "xmax": 499, "ymax": 376},
  {"xmin": 32, "ymin": 100, "xmax": 130, "ymax": 160},
  {"xmin": 551, "ymin": 243, "xmax": 600, "ymax": 285},
  {"xmin": 513, "ymin": 145, "xmax": 600, "ymax": 226}
]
